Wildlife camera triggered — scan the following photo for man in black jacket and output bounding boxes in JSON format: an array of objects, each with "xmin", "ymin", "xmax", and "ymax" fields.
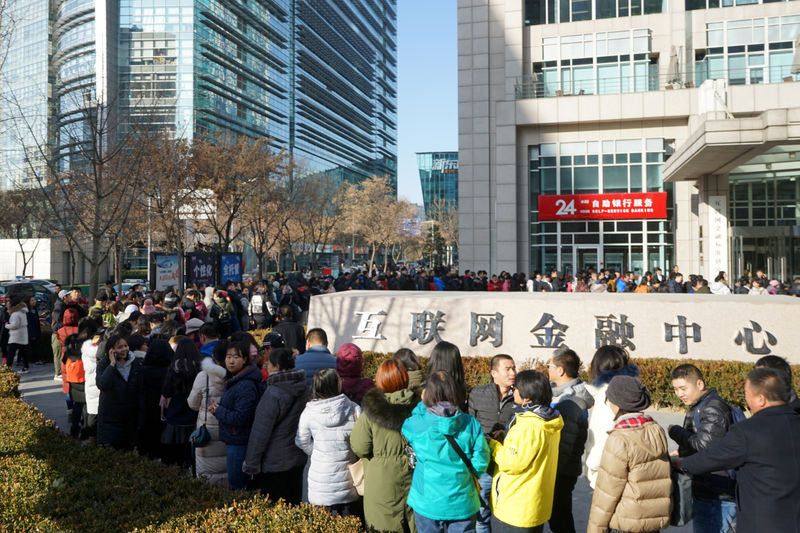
[
  {"xmin": 467, "ymin": 354, "xmax": 516, "ymax": 533},
  {"xmin": 680, "ymin": 368, "xmax": 800, "ymax": 533},
  {"xmin": 548, "ymin": 348, "xmax": 593, "ymax": 533},
  {"xmin": 668, "ymin": 364, "xmax": 737, "ymax": 532},
  {"xmin": 754, "ymin": 355, "xmax": 800, "ymax": 411}
]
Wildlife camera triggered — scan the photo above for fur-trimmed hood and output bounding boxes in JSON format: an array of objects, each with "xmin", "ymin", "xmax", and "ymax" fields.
[
  {"xmin": 201, "ymin": 355, "xmax": 227, "ymax": 379},
  {"xmin": 362, "ymin": 387, "xmax": 418, "ymax": 431}
]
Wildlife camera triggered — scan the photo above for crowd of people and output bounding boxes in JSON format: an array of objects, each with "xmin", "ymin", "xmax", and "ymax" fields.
[{"xmin": 2, "ymin": 276, "xmax": 799, "ymax": 532}]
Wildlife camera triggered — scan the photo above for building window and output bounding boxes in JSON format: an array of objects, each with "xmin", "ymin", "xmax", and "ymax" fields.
[{"xmin": 525, "ymin": 0, "xmax": 664, "ymax": 24}]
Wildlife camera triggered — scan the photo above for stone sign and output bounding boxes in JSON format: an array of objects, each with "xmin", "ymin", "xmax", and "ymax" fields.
[{"xmin": 307, "ymin": 291, "xmax": 800, "ymax": 364}]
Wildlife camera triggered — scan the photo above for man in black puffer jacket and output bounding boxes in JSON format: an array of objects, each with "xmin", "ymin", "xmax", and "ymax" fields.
[
  {"xmin": 548, "ymin": 348, "xmax": 593, "ymax": 533},
  {"xmin": 668, "ymin": 364, "xmax": 737, "ymax": 533},
  {"xmin": 467, "ymin": 354, "xmax": 517, "ymax": 533}
]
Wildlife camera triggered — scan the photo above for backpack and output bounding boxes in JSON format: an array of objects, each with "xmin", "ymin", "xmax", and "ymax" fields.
[
  {"xmin": 344, "ymin": 378, "xmax": 365, "ymax": 404},
  {"xmin": 249, "ymin": 293, "xmax": 266, "ymax": 316},
  {"xmin": 214, "ymin": 302, "xmax": 232, "ymax": 326},
  {"xmin": 693, "ymin": 394, "xmax": 746, "ymax": 479}
]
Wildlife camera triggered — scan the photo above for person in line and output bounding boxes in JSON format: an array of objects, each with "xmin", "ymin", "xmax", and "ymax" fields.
[
  {"xmin": 584, "ymin": 346, "xmax": 640, "ymax": 487},
  {"xmin": 243, "ymin": 347, "xmax": 307, "ymax": 503},
  {"xmin": 138, "ymin": 338, "xmax": 172, "ymax": 460},
  {"xmin": 62, "ymin": 328, "xmax": 89, "ymax": 438},
  {"xmin": 426, "ymin": 341, "xmax": 468, "ymax": 410},
  {"xmin": 5, "ymin": 297, "xmax": 29, "ymax": 373},
  {"xmin": 394, "ymin": 348, "xmax": 424, "ymax": 391},
  {"xmin": 294, "ymin": 327, "xmax": 336, "ymax": 388},
  {"xmin": 467, "ymin": 354, "xmax": 517, "ymax": 533},
  {"xmin": 96, "ymin": 334, "xmax": 145, "ymax": 450},
  {"xmin": 159, "ymin": 338, "xmax": 201, "ymax": 469},
  {"xmin": 270, "ymin": 305, "xmax": 306, "ymax": 354},
  {"xmin": 209, "ymin": 341, "xmax": 262, "ymax": 490},
  {"xmin": 296, "ymin": 368, "xmax": 361, "ymax": 516},
  {"xmin": 402, "ymin": 371, "xmax": 490, "ymax": 533},
  {"xmin": 668, "ymin": 364, "xmax": 737, "ymax": 533},
  {"xmin": 679, "ymin": 368, "xmax": 800, "ymax": 533},
  {"xmin": 351, "ymin": 358, "xmax": 419, "ymax": 533},
  {"xmin": 336, "ymin": 343, "xmax": 375, "ymax": 405},
  {"xmin": 187, "ymin": 339, "xmax": 228, "ymax": 486},
  {"xmin": 587, "ymin": 376, "xmax": 671, "ymax": 533},
  {"xmin": 547, "ymin": 348, "xmax": 593, "ymax": 533},
  {"xmin": 754, "ymin": 355, "xmax": 800, "ymax": 410},
  {"xmin": 488, "ymin": 370, "xmax": 563, "ymax": 533}
]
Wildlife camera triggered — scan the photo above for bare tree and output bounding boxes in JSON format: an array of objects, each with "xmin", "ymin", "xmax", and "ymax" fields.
[
  {"xmin": 193, "ymin": 134, "xmax": 289, "ymax": 252},
  {"xmin": 0, "ymin": 188, "xmax": 51, "ymax": 275}
]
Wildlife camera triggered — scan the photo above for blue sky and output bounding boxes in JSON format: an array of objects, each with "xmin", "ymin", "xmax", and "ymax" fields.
[{"xmin": 396, "ymin": 0, "xmax": 457, "ymax": 205}]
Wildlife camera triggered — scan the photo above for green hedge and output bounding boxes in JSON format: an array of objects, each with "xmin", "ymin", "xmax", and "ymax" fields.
[{"xmin": 0, "ymin": 366, "xmax": 360, "ymax": 533}]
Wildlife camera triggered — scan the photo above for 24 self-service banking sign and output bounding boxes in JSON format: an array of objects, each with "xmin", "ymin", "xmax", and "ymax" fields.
[{"xmin": 538, "ymin": 192, "xmax": 668, "ymax": 221}]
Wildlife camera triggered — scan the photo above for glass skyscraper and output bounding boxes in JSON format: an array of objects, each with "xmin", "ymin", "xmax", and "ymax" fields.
[
  {"xmin": 417, "ymin": 151, "xmax": 458, "ymax": 218},
  {"xmin": 2, "ymin": 0, "xmax": 396, "ymax": 189}
]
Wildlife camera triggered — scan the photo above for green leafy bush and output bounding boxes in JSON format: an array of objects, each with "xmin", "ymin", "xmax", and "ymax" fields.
[{"xmin": 0, "ymin": 366, "xmax": 362, "ymax": 533}]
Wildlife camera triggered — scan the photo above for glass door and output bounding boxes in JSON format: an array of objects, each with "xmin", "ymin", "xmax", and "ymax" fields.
[{"xmin": 574, "ymin": 246, "xmax": 601, "ymax": 277}]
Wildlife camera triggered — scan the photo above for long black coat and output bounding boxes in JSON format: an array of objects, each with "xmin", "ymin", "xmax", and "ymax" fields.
[
  {"xmin": 683, "ymin": 404, "xmax": 800, "ymax": 533},
  {"xmin": 96, "ymin": 355, "xmax": 144, "ymax": 450}
]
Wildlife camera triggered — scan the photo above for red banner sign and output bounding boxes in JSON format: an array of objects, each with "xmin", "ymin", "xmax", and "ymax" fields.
[{"xmin": 538, "ymin": 192, "xmax": 668, "ymax": 221}]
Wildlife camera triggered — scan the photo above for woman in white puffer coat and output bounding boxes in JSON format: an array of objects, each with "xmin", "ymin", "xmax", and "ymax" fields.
[
  {"xmin": 295, "ymin": 368, "xmax": 361, "ymax": 513},
  {"xmin": 187, "ymin": 341, "xmax": 228, "ymax": 486}
]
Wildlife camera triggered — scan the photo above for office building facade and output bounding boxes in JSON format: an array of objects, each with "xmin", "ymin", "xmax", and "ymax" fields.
[
  {"xmin": 3, "ymin": 0, "xmax": 396, "ymax": 188},
  {"xmin": 458, "ymin": 0, "xmax": 800, "ymax": 281},
  {"xmin": 417, "ymin": 151, "xmax": 459, "ymax": 218}
]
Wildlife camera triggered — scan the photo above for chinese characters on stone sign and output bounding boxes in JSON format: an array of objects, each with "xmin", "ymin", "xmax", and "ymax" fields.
[{"xmin": 348, "ymin": 310, "xmax": 780, "ymax": 356}]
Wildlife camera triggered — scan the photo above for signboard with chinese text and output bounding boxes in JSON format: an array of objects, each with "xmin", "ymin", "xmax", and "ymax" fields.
[
  {"xmin": 153, "ymin": 254, "xmax": 179, "ymax": 291},
  {"xmin": 220, "ymin": 253, "xmax": 242, "ymax": 283},
  {"xmin": 189, "ymin": 253, "xmax": 215, "ymax": 287},
  {"xmin": 707, "ymin": 195, "xmax": 729, "ymax": 278},
  {"xmin": 538, "ymin": 192, "xmax": 668, "ymax": 221},
  {"xmin": 308, "ymin": 292, "xmax": 800, "ymax": 364}
]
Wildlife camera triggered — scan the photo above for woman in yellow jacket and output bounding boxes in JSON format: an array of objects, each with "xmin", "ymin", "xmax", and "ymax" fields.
[{"xmin": 488, "ymin": 370, "xmax": 564, "ymax": 533}]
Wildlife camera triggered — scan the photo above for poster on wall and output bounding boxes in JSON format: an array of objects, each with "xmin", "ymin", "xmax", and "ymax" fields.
[
  {"xmin": 154, "ymin": 254, "xmax": 180, "ymax": 291},
  {"xmin": 220, "ymin": 253, "xmax": 242, "ymax": 283},
  {"xmin": 538, "ymin": 192, "xmax": 668, "ymax": 221},
  {"xmin": 189, "ymin": 253, "xmax": 215, "ymax": 287}
]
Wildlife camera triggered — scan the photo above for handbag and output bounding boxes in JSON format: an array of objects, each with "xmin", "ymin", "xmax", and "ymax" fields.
[
  {"xmin": 669, "ymin": 468, "xmax": 694, "ymax": 526},
  {"xmin": 444, "ymin": 434, "xmax": 486, "ymax": 504},
  {"xmin": 348, "ymin": 459, "xmax": 365, "ymax": 496},
  {"xmin": 189, "ymin": 375, "xmax": 212, "ymax": 448}
]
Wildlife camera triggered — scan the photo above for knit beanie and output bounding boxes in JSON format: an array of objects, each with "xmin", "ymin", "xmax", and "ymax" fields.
[{"xmin": 606, "ymin": 375, "xmax": 651, "ymax": 412}]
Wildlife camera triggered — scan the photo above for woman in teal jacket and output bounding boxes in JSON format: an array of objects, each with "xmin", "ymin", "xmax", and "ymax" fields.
[{"xmin": 402, "ymin": 371, "xmax": 490, "ymax": 533}]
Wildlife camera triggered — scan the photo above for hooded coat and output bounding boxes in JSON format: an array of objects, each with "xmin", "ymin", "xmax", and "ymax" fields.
[
  {"xmin": 187, "ymin": 356, "xmax": 228, "ymax": 486},
  {"xmin": 490, "ymin": 405, "xmax": 564, "ymax": 528},
  {"xmin": 295, "ymin": 393, "xmax": 361, "ymax": 506},
  {"xmin": 351, "ymin": 387, "xmax": 419, "ymax": 533},
  {"xmin": 242, "ymin": 369, "xmax": 307, "ymax": 474},
  {"xmin": 336, "ymin": 343, "xmax": 375, "ymax": 404},
  {"xmin": 401, "ymin": 402, "xmax": 490, "ymax": 521},
  {"xmin": 96, "ymin": 353, "xmax": 145, "ymax": 449},
  {"xmin": 214, "ymin": 364, "xmax": 263, "ymax": 446},
  {"xmin": 585, "ymin": 363, "xmax": 640, "ymax": 487},
  {"xmin": 587, "ymin": 414, "xmax": 672, "ymax": 533}
]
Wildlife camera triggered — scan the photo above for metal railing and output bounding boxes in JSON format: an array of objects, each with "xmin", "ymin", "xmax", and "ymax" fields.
[{"xmin": 515, "ymin": 67, "xmax": 800, "ymax": 99}]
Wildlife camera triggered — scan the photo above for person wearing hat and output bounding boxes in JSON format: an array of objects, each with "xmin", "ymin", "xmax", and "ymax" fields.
[
  {"xmin": 587, "ymin": 375, "xmax": 671, "ymax": 533},
  {"xmin": 256, "ymin": 332, "xmax": 285, "ymax": 381}
]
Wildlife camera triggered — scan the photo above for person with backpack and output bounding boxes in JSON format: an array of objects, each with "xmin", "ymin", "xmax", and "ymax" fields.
[
  {"xmin": 668, "ymin": 364, "xmax": 741, "ymax": 533},
  {"xmin": 63, "ymin": 331, "xmax": 87, "ymax": 438},
  {"xmin": 336, "ymin": 343, "xmax": 375, "ymax": 405},
  {"xmin": 248, "ymin": 282, "xmax": 273, "ymax": 330},
  {"xmin": 209, "ymin": 291, "xmax": 235, "ymax": 339}
]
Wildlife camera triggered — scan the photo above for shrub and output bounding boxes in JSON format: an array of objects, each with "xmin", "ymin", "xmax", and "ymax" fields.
[{"xmin": 0, "ymin": 366, "xmax": 362, "ymax": 533}]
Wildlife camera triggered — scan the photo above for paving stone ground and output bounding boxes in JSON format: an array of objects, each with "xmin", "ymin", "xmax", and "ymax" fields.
[{"xmin": 18, "ymin": 362, "xmax": 692, "ymax": 532}]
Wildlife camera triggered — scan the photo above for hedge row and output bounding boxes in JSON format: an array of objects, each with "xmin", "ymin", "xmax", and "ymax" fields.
[{"xmin": 0, "ymin": 366, "xmax": 360, "ymax": 533}]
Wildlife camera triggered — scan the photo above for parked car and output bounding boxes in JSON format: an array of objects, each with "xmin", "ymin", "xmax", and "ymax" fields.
[{"xmin": 0, "ymin": 281, "xmax": 56, "ymax": 324}]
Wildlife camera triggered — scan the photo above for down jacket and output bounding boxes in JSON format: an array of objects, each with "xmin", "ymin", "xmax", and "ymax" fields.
[
  {"xmin": 187, "ymin": 357, "xmax": 228, "ymax": 486},
  {"xmin": 585, "ymin": 363, "xmax": 640, "ymax": 487},
  {"xmin": 490, "ymin": 405, "xmax": 563, "ymax": 528},
  {"xmin": 81, "ymin": 338, "xmax": 101, "ymax": 415},
  {"xmin": 551, "ymin": 378, "xmax": 593, "ymax": 479},
  {"xmin": 96, "ymin": 353, "xmax": 145, "ymax": 449},
  {"xmin": 213, "ymin": 364, "xmax": 262, "ymax": 446},
  {"xmin": 295, "ymin": 393, "xmax": 361, "ymax": 506},
  {"xmin": 668, "ymin": 388, "xmax": 736, "ymax": 501},
  {"xmin": 587, "ymin": 413, "xmax": 672, "ymax": 533},
  {"xmin": 401, "ymin": 402, "xmax": 490, "ymax": 521},
  {"xmin": 467, "ymin": 382, "xmax": 515, "ymax": 435},
  {"xmin": 350, "ymin": 387, "xmax": 419, "ymax": 533},
  {"xmin": 243, "ymin": 369, "xmax": 307, "ymax": 475}
]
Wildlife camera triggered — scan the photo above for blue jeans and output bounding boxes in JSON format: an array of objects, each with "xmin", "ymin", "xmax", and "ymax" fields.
[
  {"xmin": 415, "ymin": 512, "xmax": 476, "ymax": 533},
  {"xmin": 475, "ymin": 472, "xmax": 493, "ymax": 533},
  {"xmin": 226, "ymin": 444, "xmax": 249, "ymax": 491},
  {"xmin": 693, "ymin": 497, "xmax": 737, "ymax": 533}
]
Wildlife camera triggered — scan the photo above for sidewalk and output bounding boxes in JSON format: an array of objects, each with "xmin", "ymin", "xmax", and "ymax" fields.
[{"xmin": 17, "ymin": 363, "xmax": 692, "ymax": 532}]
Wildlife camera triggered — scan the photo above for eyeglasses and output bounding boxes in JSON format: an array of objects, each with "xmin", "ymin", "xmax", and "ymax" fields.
[{"xmin": 546, "ymin": 363, "xmax": 558, "ymax": 368}]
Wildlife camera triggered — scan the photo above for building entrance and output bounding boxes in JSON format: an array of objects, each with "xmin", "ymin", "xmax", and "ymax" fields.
[{"xmin": 732, "ymin": 231, "xmax": 800, "ymax": 282}]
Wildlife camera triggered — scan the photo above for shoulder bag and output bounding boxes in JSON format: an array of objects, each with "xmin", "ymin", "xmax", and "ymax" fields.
[{"xmin": 188, "ymin": 375, "xmax": 212, "ymax": 448}]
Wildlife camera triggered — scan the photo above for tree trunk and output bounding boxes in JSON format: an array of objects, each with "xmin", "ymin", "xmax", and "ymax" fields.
[
  {"xmin": 88, "ymin": 233, "xmax": 102, "ymax": 303},
  {"xmin": 368, "ymin": 244, "xmax": 377, "ymax": 274}
]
